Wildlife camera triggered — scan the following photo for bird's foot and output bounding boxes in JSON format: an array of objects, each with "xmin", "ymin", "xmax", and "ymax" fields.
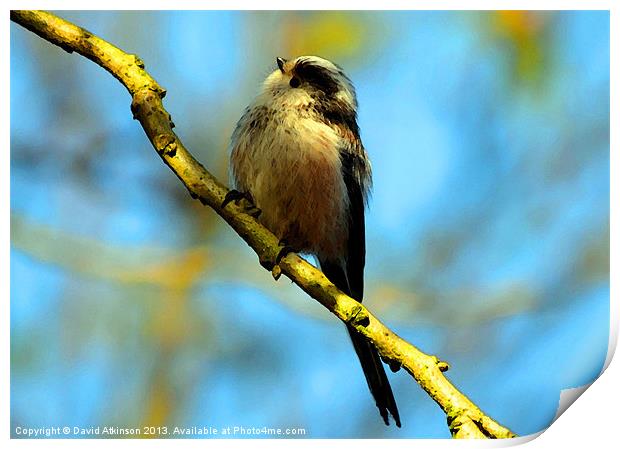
[
  {"xmin": 221, "ymin": 189, "xmax": 261, "ymax": 217},
  {"xmin": 221, "ymin": 189, "xmax": 245, "ymax": 208},
  {"xmin": 275, "ymin": 245, "xmax": 295, "ymax": 266},
  {"xmin": 259, "ymin": 241, "xmax": 295, "ymax": 281},
  {"xmin": 245, "ymin": 205, "xmax": 262, "ymax": 218},
  {"xmin": 271, "ymin": 245, "xmax": 295, "ymax": 281}
]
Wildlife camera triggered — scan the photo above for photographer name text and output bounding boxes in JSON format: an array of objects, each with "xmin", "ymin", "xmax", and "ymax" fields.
[{"xmin": 14, "ymin": 425, "xmax": 307, "ymax": 437}]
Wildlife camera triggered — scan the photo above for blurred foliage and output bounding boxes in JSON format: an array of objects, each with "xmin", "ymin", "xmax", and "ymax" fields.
[
  {"xmin": 283, "ymin": 12, "xmax": 368, "ymax": 62},
  {"xmin": 492, "ymin": 11, "xmax": 550, "ymax": 84}
]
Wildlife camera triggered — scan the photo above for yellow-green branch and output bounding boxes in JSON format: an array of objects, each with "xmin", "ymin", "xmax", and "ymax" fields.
[{"xmin": 11, "ymin": 10, "xmax": 516, "ymax": 439}]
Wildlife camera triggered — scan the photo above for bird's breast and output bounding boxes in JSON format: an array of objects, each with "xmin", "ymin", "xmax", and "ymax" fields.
[{"xmin": 231, "ymin": 111, "xmax": 350, "ymax": 259}]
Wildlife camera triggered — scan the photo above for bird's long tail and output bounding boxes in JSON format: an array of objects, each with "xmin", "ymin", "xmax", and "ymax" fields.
[
  {"xmin": 320, "ymin": 259, "xmax": 401, "ymax": 427},
  {"xmin": 346, "ymin": 323, "xmax": 401, "ymax": 427}
]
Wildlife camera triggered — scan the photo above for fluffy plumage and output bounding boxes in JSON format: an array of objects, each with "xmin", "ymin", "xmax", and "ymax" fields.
[{"xmin": 230, "ymin": 55, "xmax": 400, "ymax": 427}]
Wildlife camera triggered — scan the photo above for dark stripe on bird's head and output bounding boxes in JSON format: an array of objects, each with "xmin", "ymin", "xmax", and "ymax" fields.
[{"xmin": 293, "ymin": 58, "xmax": 341, "ymax": 95}]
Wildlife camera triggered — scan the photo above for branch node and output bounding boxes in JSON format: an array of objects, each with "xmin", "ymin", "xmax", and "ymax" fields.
[
  {"xmin": 432, "ymin": 356, "xmax": 450, "ymax": 372},
  {"xmin": 437, "ymin": 361, "xmax": 450, "ymax": 372},
  {"xmin": 165, "ymin": 143, "xmax": 177, "ymax": 158},
  {"xmin": 271, "ymin": 265, "xmax": 282, "ymax": 281},
  {"xmin": 154, "ymin": 134, "xmax": 177, "ymax": 157},
  {"xmin": 450, "ymin": 414, "xmax": 486, "ymax": 439},
  {"xmin": 133, "ymin": 54, "xmax": 145, "ymax": 69}
]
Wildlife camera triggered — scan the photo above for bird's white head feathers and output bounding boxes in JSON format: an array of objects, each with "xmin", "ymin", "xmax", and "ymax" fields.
[{"xmin": 257, "ymin": 55, "xmax": 357, "ymax": 111}]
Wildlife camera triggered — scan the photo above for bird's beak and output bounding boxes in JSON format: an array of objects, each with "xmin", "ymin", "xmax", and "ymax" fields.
[{"xmin": 276, "ymin": 57, "xmax": 287, "ymax": 73}]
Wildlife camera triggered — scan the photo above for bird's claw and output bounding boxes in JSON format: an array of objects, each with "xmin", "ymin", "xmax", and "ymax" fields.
[
  {"xmin": 246, "ymin": 206, "xmax": 262, "ymax": 218},
  {"xmin": 221, "ymin": 189, "xmax": 245, "ymax": 208},
  {"xmin": 266, "ymin": 244, "xmax": 295, "ymax": 281},
  {"xmin": 275, "ymin": 245, "xmax": 295, "ymax": 265},
  {"xmin": 221, "ymin": 189, "xmax": 261, "ymax": 217}
]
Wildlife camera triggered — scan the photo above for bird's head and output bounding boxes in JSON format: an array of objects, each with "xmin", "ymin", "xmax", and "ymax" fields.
[{"xmin": 258, "ymin": 55, "xmax": 357, "ymax": 111}]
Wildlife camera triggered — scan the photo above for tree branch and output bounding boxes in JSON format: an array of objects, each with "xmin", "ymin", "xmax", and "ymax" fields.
[{"xmin": 11, "ymin": 10, "xmax": 516, "ymax": 439}]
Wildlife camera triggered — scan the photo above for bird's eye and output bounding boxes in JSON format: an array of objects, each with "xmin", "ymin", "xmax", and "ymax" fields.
[{"xmin": 289, "ymin": 77, "xmax": 301, "ymax": 88}]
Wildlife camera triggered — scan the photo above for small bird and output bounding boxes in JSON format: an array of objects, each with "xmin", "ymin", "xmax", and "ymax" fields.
[{"xmin": 227, "ymin": 56, "xmax": 400, "ymax": 427}]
